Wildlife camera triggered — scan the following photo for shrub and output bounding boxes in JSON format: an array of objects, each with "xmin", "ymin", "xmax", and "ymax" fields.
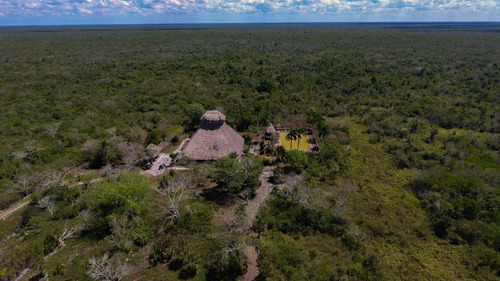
[
  {"xmin": 43, "ymin": 234, "xmax": 59, "ymax": 256},
  {"xmin": 205, "ymin": 248, "xmax": 247, "ymax": 281},
  {"xmin": 242, "ymin": 134, "xmax": 252, "ymax": 146},
  {"xmin": 149, "ymin": 238, "xmax": 172, "ymax": 266},
  {"xmin": 86, "ymin": 172, "xmax": 151, "ymax": 233},
  {"xmin": 179, "ymin": 201, "xmax": 214, "ymax": 233},
  {"xmin": 270, "ymin": 166, "xmax": 285, "ymax": 184},
  {"xmin": 53, "ymin": 203, "xmax": 79, "ymax": 220},
  {"xmin": 169, "ymin": 258, "xmax": 184, "ymax": 271},
  {"xmin": 213, "ymin": 156, "xmax": 262, "ymax": 193},
  {"xmin": 265, "ymin": 145, "xmax": 275, "ymax": 156},
  {"xmin": 284, "ymin": 150, "xmax": 308, "ymax": 174},
  {"xmin": 262, "ymin": 157, "xmax": 271, "ymax": 166},
  {"xmin": 179, "ymin": 264, "xmax": 197, "ymax": 279},
  {"xmin": 258, "ymin": 187, "xmax": 346, "ymax": 237}
]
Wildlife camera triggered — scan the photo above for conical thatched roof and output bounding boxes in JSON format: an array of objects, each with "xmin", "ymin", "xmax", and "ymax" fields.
[
  {"xmin": 202, "ymin": 110, "xmax": 226, "ymax": 122},
  {"xmin": 265, "ymin": 123, "xmax": 277, "ymax": 134},
  {"xmin": 182, "ymin": 110, "xmax": 244, "ymax": 160}
]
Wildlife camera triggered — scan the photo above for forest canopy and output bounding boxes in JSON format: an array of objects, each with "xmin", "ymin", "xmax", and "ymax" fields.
[{"xmin": 0, "ymin": 23, "xmax": 499, "ymax": 281}]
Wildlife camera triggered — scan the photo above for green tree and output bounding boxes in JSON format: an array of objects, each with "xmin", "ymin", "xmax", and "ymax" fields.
[
  {"xmin": 276, "ymin": 146, "xmax": 286, "ymax": 162},
  {"xmin": 145, "ymin": 129, "xmax": 160, "ymax": 145},
  {"xmin": 317, "ymin": 121, "xmax": 331, "ymax": 146},
  {"xmin": 285, "ymin": 129, "xmax": 298, "ymax": 150},
  {"xmin": 87, "ymin": 172, "xmax": 151, "ymax": 233},
  {"xmin": 284, "ymin": 150, "xmax": 309, "ymax": 173},
  {"xmin": 306, "ymin": 110, "xmax": 324, "ymax": 132},
  {"xmin": 213, "ymin": 156, "xmax": 262, "ymax": 193},
  {"xmin": 237, "ymin": 111, "xmax": 255, "ymax": 131},
  {"xmin": 242, "ymin": 134, "xmax": 252, "ymax": 146},
  {"xmin": 296, "ymin": 128, "xmax": 306, "ymax": 150},
  {"xmin": 186, "ymin": 103, "xmax": 205, "ymax": 132},
  {"xmin": 256, "ymin": 77, "xmax": 275, "ymax": 93}
]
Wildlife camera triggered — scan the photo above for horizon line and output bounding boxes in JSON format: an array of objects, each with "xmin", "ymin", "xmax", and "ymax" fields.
[{"xmin": 1, "ymin": 21, "xmax": 500, "ymax": 28}]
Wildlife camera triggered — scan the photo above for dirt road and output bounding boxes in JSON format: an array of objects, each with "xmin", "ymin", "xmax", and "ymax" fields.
[{"xmin": 0, "ymin": 197, "xmax": 30, "ymax": 220}]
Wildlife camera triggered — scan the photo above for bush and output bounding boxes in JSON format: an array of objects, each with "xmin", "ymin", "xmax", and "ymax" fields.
[
  {"xmin": 88, "ymin": 141, "xmax": 123, "ymax": 169},
  {"xmin": 86, "ymin": 172, "xmax": 151, "ymax": 233},
  {"xmin": 284, "ymin": 150, "xmax": 308, "ymax": 174},
  {"xmin": 213, "ymin": 156, "xmax": 262, "ymax": 193},
  {"xmin": 43, "ymin": 234, "xmax": 59, "ymax": 256},
  {"xmin": 265, "ymin": 145, "xmax": 275, "ymax": 156},
  {"xmin": 257, "ymin": 187, "xmax": 346, "ymax": 237},
  {"xmin": 20, "ymin": 205, "xmax": 43, "ymax": 229},
  {"xmin": 262, "ymin": 158, "xmax": 271, "ymax": 166},
  {"xmin": 242, "ymin": 134, "xmax": 252, "ymax": 146},
  {"xmin": 53, "ymin": 203, "xmax": 79, "ymax": 220},
  {"xmin": 149, "ymin": 238, "xmax": 172, "ymax": 266},
  {"xmin": 179, "ymin": 202, "xmax": 214, "ymax": 233},
  {"xmin": 179, "ymin": 264, "xmax": 197, "ymax": 279},
  {"xmin": 205, "ymin": 248, "xmax": 247, "ymax": 281},
  {"xmin": 270, "ymin": 166, "xmax": 285, "ymax": 184},
  {"xmin": 169, "ymin": 258, "xmax": 184, "ymax": 271}
]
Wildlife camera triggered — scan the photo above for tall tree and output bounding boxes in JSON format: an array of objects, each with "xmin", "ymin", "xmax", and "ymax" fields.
[
  {"xmin": 254, "ymin": 105, "xmax": 263, "ymax": 135},
  {"xmin": 295, "ymin": 128, "xmax": 306, "ymax": 150},
  {"xmin": 317, "ymin": 121, "xmax": 331, "ymax": 146},
  {"xmin": 285, "ymin": 129, "xmax": 298, "ymax": 150}
]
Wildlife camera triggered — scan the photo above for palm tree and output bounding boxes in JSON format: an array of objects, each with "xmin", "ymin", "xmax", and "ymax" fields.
[
  {"xmin": 317, "ymin": 121, "xmax": 331, "ymax": 146},
  {"xmin": 296, "ymin": 128, "xmax": 306, "ymax": 150},
  {"xmin": 285, "ymin": 128, "xmax": 297, "ymax": 150}
]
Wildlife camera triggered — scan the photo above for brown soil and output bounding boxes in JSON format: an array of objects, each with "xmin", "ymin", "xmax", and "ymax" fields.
[
  {"xmin": 209, "ymin": 167, "xmax": 303, "ymax": 281},
  {"xmin": 241, "ymin": 245, "xmax": 259, "ymax": 281}
]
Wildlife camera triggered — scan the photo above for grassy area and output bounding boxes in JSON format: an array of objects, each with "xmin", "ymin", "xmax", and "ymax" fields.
[
  {"xmin": 256, "ymin": 119, "xmax": 498, "ymax": 280},
  {"xmin": 346, "ymin": 120, "xmax": 475, "ymax": 280},
  {"xmin": 280, "ymin": 132, "xmax": 309, "ymax": 151}
]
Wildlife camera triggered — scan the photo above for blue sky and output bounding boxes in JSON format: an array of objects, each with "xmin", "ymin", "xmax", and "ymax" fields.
[{"xmin": 0, "ymin": 0, "xmax": 498, "ymax": 25}]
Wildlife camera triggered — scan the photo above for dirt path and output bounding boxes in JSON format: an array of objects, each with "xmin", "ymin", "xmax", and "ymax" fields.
[
  {"xmin": 242, "ymin": 170, "xmax": 273, "ymax": 232},
  {"xmin": 142, "ymin": 138, "xmax": 190, "ymax": 176},
  {"xmin": 239, "ymin": 169, "xmax": 274, "ymax": 281},
  {"xmin": 0, "ymin": 197, "xmax": 30, "ymax": 220},
  {"xmin": 173, "ymin": 138, "xmax": 190, "ymax": 154},
  {"xmin": 241, "ymin": 245, "xmax": 259, "ymax": 281},
  {"xmin": 13, "ymin": 267, "xmax": 30, "ymax": 281},
  {"xmin": 211, "ymin": 168, "xmax": 297, "ymax": 281}
]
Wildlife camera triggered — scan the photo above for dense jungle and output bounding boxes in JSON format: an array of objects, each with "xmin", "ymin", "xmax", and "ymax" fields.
[{"xmin": 0, "ymin": 23, "xmax": 499, "ymax": 280}]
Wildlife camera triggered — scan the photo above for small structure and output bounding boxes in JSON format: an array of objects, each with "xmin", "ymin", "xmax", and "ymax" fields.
[
  {"xmin": 182, "ymin": 110, "xmax": 244, "ymax": 160},
  {"xmin": 264, "ymin": 123, "xmax": 279, "ymax": 140}
]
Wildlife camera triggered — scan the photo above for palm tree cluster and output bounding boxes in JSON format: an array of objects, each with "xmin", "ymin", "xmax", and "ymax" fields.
[{"xmin": 285, "ymin": 128, "xmax": 306, "ymax": 150}]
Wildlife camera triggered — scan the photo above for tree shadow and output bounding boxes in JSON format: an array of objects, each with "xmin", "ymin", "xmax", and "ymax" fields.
[{"xmin": 200, "ymin": 185, "xmax": 236, "ymax": 206}]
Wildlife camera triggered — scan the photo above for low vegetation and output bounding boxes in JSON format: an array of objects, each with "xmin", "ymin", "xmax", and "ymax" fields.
[{"xmin": 0, "ymin": 23, "xmax": 499, "ymax": 280}]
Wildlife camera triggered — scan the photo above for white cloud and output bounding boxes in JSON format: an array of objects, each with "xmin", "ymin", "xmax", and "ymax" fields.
[{"xmin": 0, "ymin": 0, "xmax": 498, "ymax": 22}]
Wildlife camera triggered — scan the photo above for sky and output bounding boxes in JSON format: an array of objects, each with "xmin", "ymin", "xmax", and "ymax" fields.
[{"xmin": 0, "ymin": 0, "xmax": 498, "ymax": 25}]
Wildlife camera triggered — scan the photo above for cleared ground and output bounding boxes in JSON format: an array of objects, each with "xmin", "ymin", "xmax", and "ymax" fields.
[{"xmin": 280, "ymin": 132, "xmax": 309, "ymax": 150}]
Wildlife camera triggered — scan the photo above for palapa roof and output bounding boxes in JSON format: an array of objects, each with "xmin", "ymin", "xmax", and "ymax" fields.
[
  {"xmin": 182, "ymin": 110, "xmax": 244, "ymax": 161},
  {"xmin": 202, "ymin": 110, "xmax": 226, "ymax": 122},
  {"xmin": 265, "ymin": 123, "xmax": 277, "ymax": 134}
]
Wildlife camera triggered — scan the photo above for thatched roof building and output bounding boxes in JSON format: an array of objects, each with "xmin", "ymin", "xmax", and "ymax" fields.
[
  {"xmin": 182, "ymin": 110, "xmax": 244, "ymax": 160},
  {"xmin": 265, "ymin": 123, "xmax": 277, "ymax": 134},
  {"xmin": 264, "ymin": 123, "xmax": 278, "ymax": 140}
]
